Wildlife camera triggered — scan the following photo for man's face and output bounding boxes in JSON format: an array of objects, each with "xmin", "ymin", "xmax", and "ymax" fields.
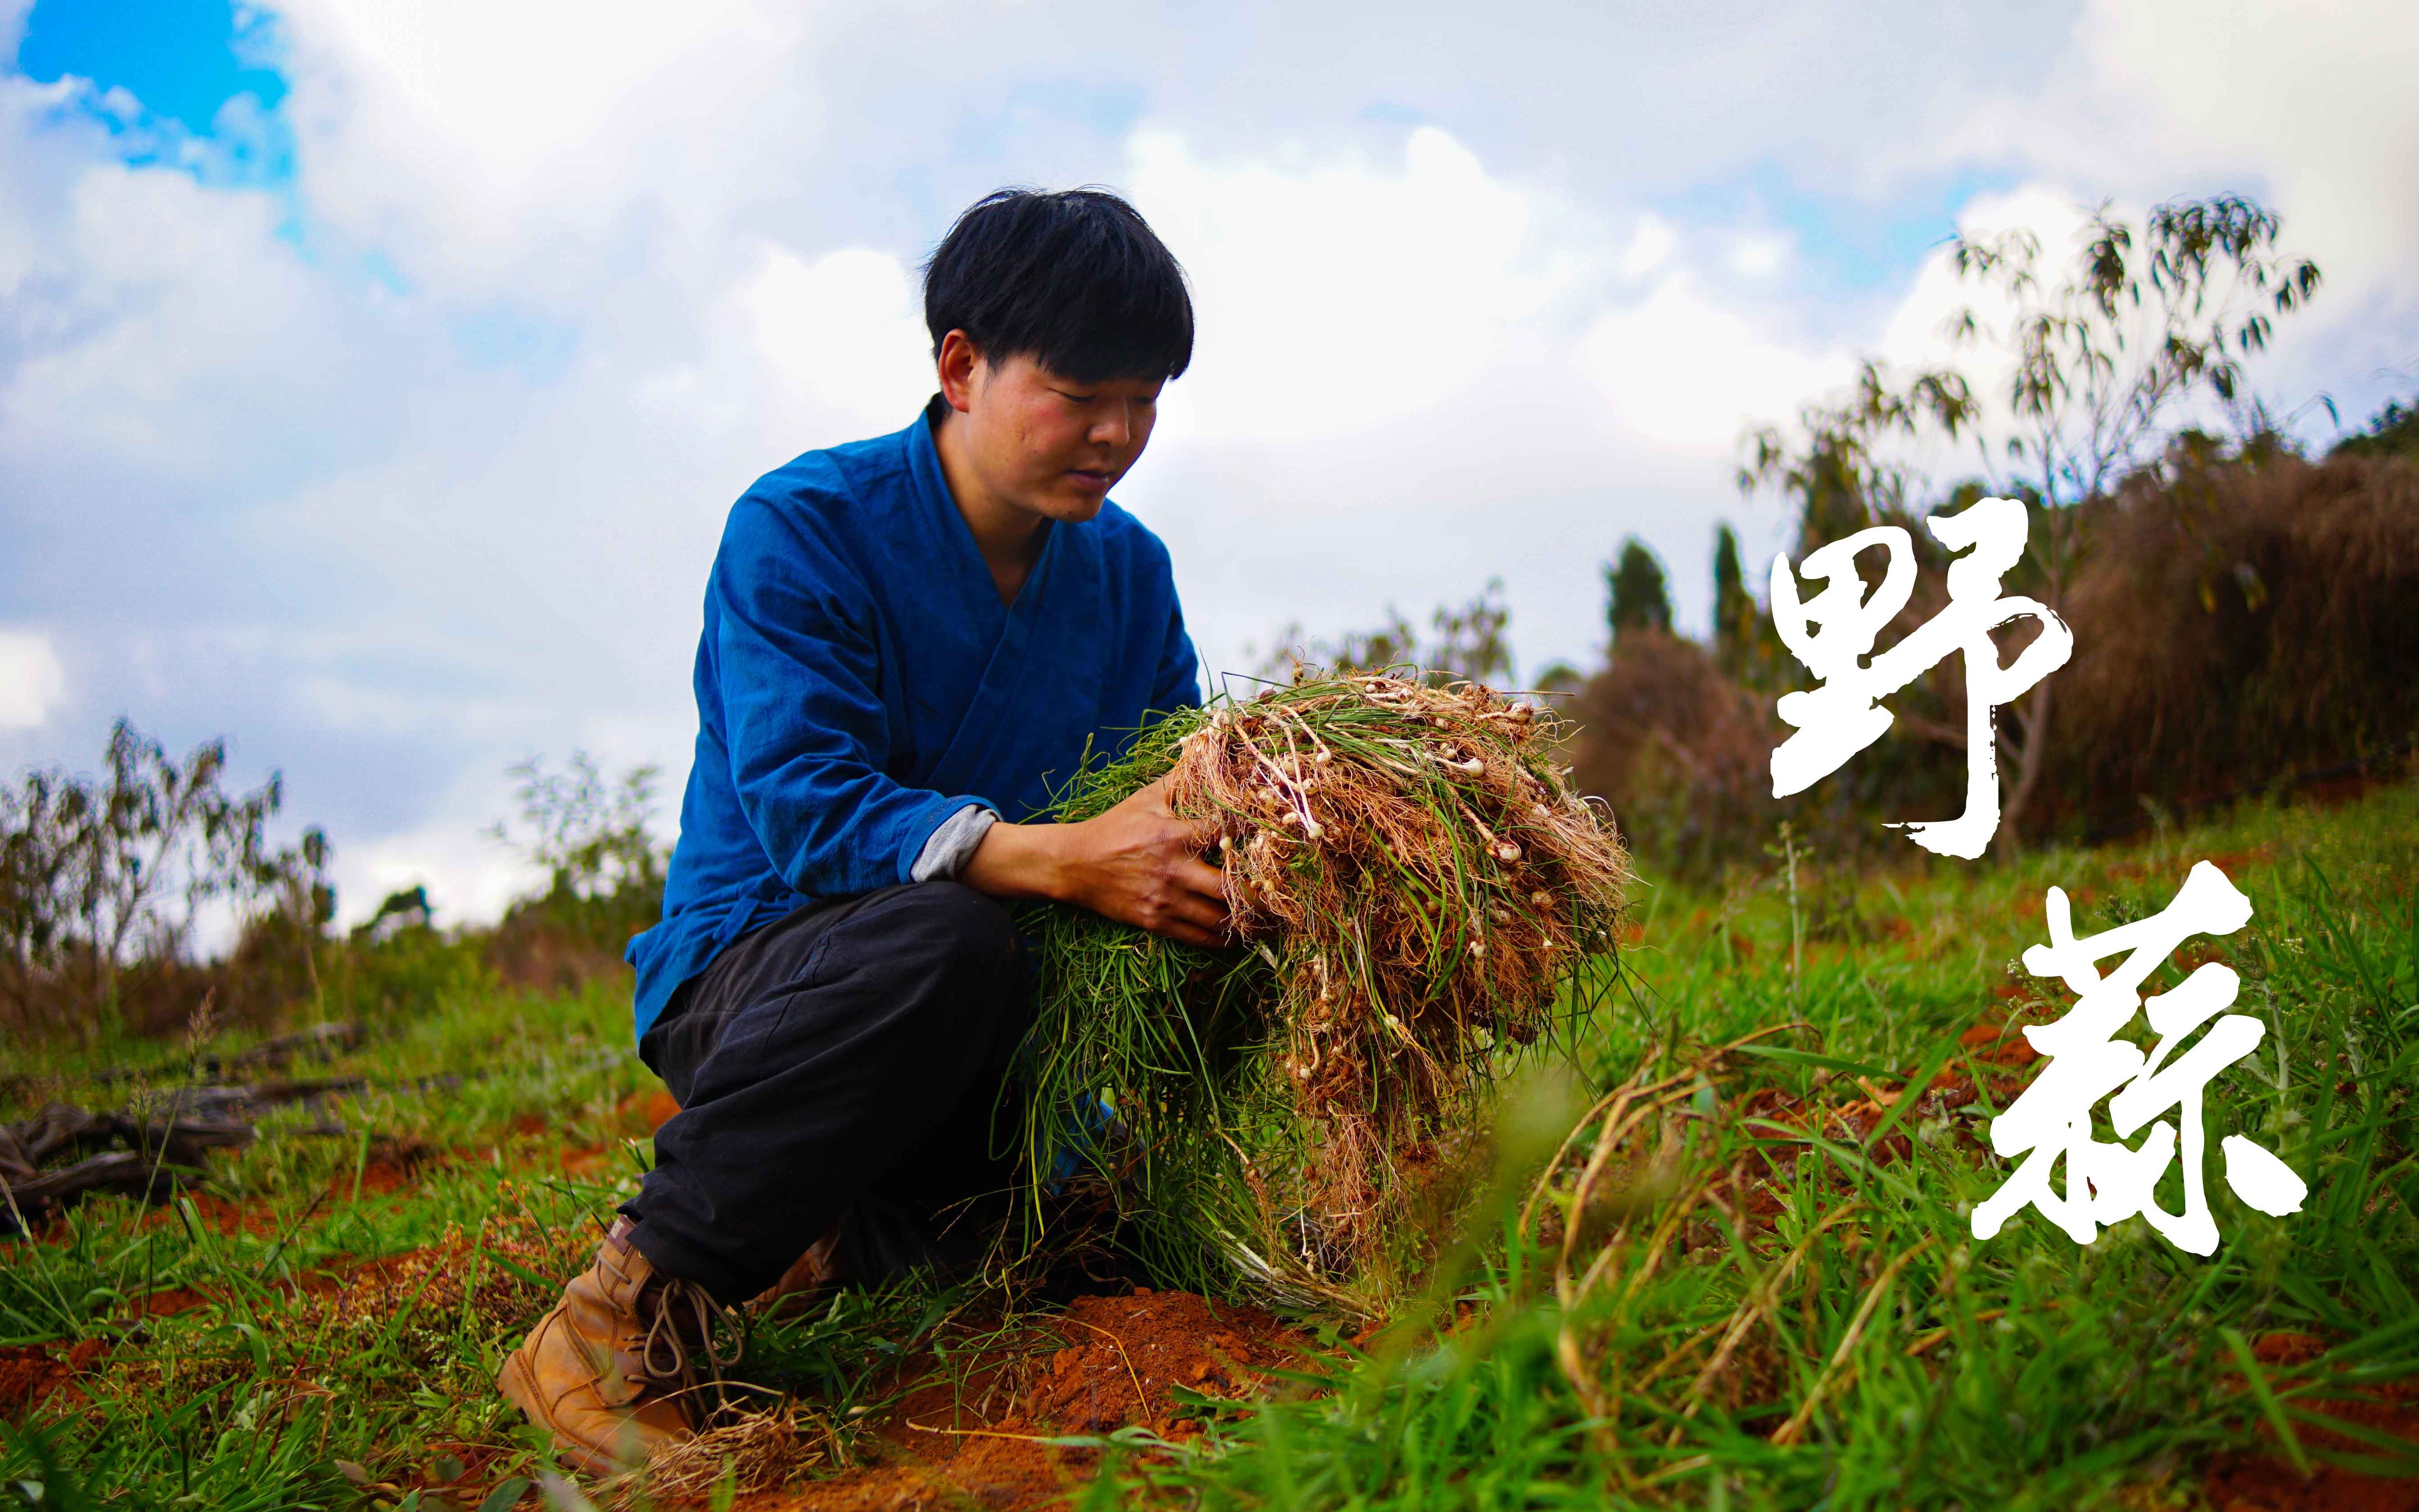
[{"xmin": 940, "ymin": 335, "xmax": 1162, "ymax": 524}]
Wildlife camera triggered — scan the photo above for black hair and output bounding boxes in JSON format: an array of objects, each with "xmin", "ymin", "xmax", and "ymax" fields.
[{"xmin": 922, "ymin": 186, "xmax": 1194, "ymax": 385}]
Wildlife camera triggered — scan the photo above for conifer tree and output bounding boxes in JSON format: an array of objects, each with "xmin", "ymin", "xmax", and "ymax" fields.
[
  {"xmin": 1711, "ymin": 522, "xmax": 1754, "ymax": 677},
  {"xmin": 1606, "ymin": 537, "xmax": 1672, "ymax": 644}
]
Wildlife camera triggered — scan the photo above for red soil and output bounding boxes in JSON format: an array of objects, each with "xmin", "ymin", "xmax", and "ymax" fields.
[
  {"xmin": 1959, "ymin": 1017, "xmax": 2043, "ymax": 1068},
  {"xmin": 2202, "ymin": 1332, "xmax": 2419, "ymax": 1512},
  {"xmin": 125, "ymin": 1285, "xmax": 214, "ymax": 1318},
  {"xmin": 350, "ymin": 1148, "xmax": 429, "ymax": 1197},
  {"xmin": 559, "ymin": 1146, "xmax": 614, "ymax": 1178},
  {"xmin": 754, "ymin": 1288, "xmax": 1316, "ymax": 1512},
  {"xmin": 0, "ymin": 1340, "xmax": 107, "ymax": 1417},
  {"xmin": 106, "ymin": 1246, "xmax": 427, "ymax": 1323},
  {"xmin": 185, "ymin": 1190, "xmax": 287, "ymax": 1237},
  {"xmin": 563, "ymin": 1091, "xmax": 679, "ymax": 1176},
  {"xmin": 605, "ymin": 1088, "xmax": 680, "ymax": 1133},
  {"xmin": 2107, "ymin": 846, "xmax": 2276, "ymax": 887}
]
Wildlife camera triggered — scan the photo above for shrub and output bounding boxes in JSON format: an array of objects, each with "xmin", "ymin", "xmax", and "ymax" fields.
[
  {"xmin": 1566, "ymin": 631, "xmax": 1777, "ymax": 877},
  {"xmin": 483, "ymin": 752, "xmax": 670, "ymax": 994},
  {"xmin": 2049, "ymin": 447, "xmax": 2419, "ymax": 833},
  {"xmin": 0, "ymin": 722, "xmax": 329, "ymax": 1043}
]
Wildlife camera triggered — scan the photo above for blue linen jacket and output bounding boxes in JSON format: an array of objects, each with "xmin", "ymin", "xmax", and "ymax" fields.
[{"xmin": 625, "ymin": 401, "xmax": 1202, "ymax": 1040}]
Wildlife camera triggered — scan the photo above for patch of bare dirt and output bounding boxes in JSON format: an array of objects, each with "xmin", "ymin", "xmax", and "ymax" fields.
[
  {"xmin": 735, "ymin": 1288, "xmax": 1317, "ymax": 1512},
  {"xmin": 123, "ymin": 1285, "xmax": 215, "ymax": 1319},
  {"xmin": 309, "ymin": 1136, "xmax": 441, "ymax": 1201},
  {"xmin": 0, "ymin": 1339, "xmax": 108, "ymax": 1418},
  {"xmin": 183, "ymin": 1190, "xmax": 288, "ymax": 1237},
  {"xmin": 2202, "ymin": 1332, "xmax": 2419, "ymax": 1512}
]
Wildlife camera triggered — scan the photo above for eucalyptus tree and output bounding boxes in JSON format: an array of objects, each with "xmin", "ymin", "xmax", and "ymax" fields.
[{"xmin": 1740, "ymin": 194, "xmax": 2320, "ymax": 854}]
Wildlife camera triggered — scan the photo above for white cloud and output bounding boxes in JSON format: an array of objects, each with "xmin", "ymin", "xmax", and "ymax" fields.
[
  {"xmin": 2079, "ymin": 0, "xmax": 2419, "ymax": 426},
  {"xmin": 1617, "ymin": 215, "xmax": 1676, "ymax": 280},
  {"xmin": 2077, "ymin": 0, "xmax": 2419, "ymax": 298},
  {"xmin": 748, "ymin": 245, "xmax": 935, "ymax": 428},
  {"xmin": 1878, "ymin": 0, "xmax": 2419, "ymax": 427},
  {"xmin": 1727, "ymin": 232, "xmax": 1790, "ymax": 280},
  {"xmin": 0, "ymin": 158, "xmax": 382, "ymax": 483},
  {"xmin": 1873, "ymin": 186, "xmax": 2093, "ymax": 369},
  {"xmin": 335, "ymin": 803, "xmax": 546, "ymax": 930},
  {"xmin": 1126, "ymin": 125, "xmax": 1601, "ymax": 445},
  {"xmin": 1576, "ymin": 271, "xmax": 1851, "ymax": 453},
  {"xmin": 1100, "ymin": 128, "xmax": 1873, "ymax": 676},
  {"xmin": 296, "ymin": 0, "xmax": 773, "ymax": 188},
  {"xmin": 0, "ymin": 630, "xmax": 64, "ymax": 730},
  {"xmin": 276, "ymin": 0, "xmax": 812, "ymax": 289}
]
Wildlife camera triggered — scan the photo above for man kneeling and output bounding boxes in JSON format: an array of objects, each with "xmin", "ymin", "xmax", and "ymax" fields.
[{"xmin": 499, "ymin": 187, "xmax": 1229, "ymax": 1473}]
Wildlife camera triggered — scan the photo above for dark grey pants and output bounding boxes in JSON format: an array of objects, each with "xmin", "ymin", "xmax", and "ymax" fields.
[{"xmin": 620, "ymin": 881, "xmax": 1033, "ymax": 1304}]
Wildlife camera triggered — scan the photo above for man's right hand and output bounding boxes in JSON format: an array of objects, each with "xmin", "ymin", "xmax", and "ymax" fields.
[{"xmin": 960, "ymin": 775, "xmax": 1232, "ymax": 947}]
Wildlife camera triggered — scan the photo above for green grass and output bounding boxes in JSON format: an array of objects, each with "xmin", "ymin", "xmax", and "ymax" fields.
[
  {"xmin": 0, "ymin": 983, "xmax": 649, "ymax": 1509},
  {"xmin": 1126, "ymin": 784, "xmax": 2419, "ymax": 1509},
  {"xmin": 3, "ymin": 782, "xmax": 2414, "ymax": 1509}
]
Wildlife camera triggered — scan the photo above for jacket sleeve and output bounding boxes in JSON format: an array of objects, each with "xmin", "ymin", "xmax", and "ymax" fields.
[
  {"xmin": 1144, "ymin": 542, "xmax": 1204, "ymax": 715},
  {"xmin": 709, "ymin": 495, "xmax": 978, "ymax": 894}
]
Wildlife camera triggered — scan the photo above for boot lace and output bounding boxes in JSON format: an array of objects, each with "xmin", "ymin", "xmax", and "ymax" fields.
[{"xmin": 639, "ymin": 1276, "xmax": 740, "ymax": 1389}]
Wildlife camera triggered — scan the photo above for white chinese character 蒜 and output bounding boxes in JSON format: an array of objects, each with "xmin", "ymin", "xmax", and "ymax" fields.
[
  {"xmin": 1971, "ymin": 860, "xmax": 2309, "ymax": 1256},
  {"xmin": 1769, "ymin": 496, "xmax": 2074, "ymax": 859}
]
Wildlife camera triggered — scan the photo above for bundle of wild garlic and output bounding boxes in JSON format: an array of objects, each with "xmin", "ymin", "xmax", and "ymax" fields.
[{"xmin": 1016, "ymin": 672, "xmax": 1631, "ymax": 1310}]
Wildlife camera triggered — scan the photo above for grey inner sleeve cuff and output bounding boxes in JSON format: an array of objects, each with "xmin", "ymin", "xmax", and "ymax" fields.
[{"xmin": 911, "ymin": 804, "xmax": 1000, "ymax": 882}]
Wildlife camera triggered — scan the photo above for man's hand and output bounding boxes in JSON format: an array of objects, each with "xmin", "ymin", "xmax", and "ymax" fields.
[{"xmin": 960, "ymin": 775, "xmax": 1231, "ymax": 947}]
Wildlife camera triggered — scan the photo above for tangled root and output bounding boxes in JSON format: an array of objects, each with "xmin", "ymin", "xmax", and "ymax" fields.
[{"xmin": 627, "ymin": 1400, "xmax": 838, "ymax": 1504}]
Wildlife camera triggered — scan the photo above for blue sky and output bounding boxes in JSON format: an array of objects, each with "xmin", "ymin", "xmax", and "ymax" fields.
[
  {"xmin": 1, "ymin": 0, "xmax": 2414, "ymax": 924},
  {"xmin": 14, "ymin": 0, "xmax": 291, "ymax": 181},
  {"xmin": 17, "ymin": 0, "xmax": 286, "ymax": 131}
]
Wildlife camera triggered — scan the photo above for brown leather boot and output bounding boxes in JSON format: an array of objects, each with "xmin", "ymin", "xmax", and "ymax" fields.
[{"xmin": 498, "ymin": 1219, "xmax": 731, "ymax": 1475}]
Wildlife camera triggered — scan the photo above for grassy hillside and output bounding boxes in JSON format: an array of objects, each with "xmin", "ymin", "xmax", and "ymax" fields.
[{"xmin": 3, "ymin": 777, "xmax": 2413, "ymax": 1509}]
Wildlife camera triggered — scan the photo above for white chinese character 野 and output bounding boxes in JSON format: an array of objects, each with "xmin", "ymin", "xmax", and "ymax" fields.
[
  {"xmin": 1769, "ymin": 496, "xmax": 2073, "ymax": 859},
  {"xmin": 1972, "ymin": 860, "xmax": 2309, "ymax": 1256}
]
